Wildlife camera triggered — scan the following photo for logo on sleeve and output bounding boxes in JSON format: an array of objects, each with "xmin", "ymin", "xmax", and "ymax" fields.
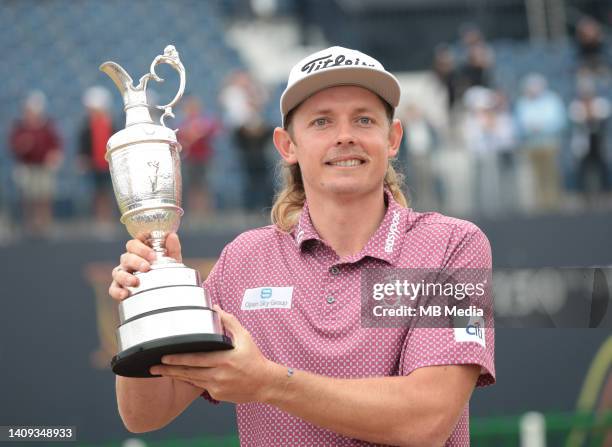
[
  {"xmin": 454, "ymin": 316, "xmax": 486, "ymax": 348},
  {"xmin": 241, "ymin": 287, "xmax": 293, "ymax": 310}
]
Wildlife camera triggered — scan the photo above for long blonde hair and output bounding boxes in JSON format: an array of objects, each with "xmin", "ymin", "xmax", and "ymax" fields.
[{"xmin": 270, "ymin": 161, "xmax": 409, "ymax": 232}]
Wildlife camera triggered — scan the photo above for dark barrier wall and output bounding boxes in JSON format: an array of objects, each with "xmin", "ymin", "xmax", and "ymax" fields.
[{"xmin": 0, "ymin": 210, "xmax": 610, "ymax": 444}]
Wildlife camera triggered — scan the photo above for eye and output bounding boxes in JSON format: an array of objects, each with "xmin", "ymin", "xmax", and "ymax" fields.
[
  {"xmin": 312, "ymin": 117, "xmax": 329, "ymax": 127},
  {"xmin": 357, "ymin": 116, "xmax": 373, "ymax": 125}
]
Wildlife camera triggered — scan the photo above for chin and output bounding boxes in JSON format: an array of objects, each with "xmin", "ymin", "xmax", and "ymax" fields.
[{"xmin": 322, "ymin": 181, "xmax": 377, "ymax": 197}]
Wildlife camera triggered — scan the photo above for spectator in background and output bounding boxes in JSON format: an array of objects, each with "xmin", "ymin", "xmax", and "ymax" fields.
[
  {"xmin": 458, "ymin": 43, "xmax": 494, "ymax": 92},
  {"xmin": 219, "ymin": 70, "xmax": 267, "ymax": 129},
  {"xmin": 568, "ymin": 77, "xmax": 611, "ymax": 203},
  {"xmin": 515, "ymin": 74, "xmax": 566, "ymax": 212},
  {"xmin": 235, "ymin": 113, "xmax": 274, "ymax": 213},
  {"xmin": 460, "ymin": 23, "xmax": 488, "ymax": 49},
  {"xmin": 9, "ymin": 90, "xmax": 62, "ymax": 235},
  {"xmin": 432, "ymin": 44, "xmax": 459, "ymax": 115},
  {"xmin": 78, "ymin": 86, "xmax": 116, "ymax": 228},
  {"xmin": 575, "ymin": 17, "xmax": 609, "ymax": 79},
  {"xmin": 219, "ymin": 71, "xmax": 274, "ymax": 212},
  {"xmin": 401, "ymin": 103, "xmax": 440, "ymax": 211},
  {"xmin": 456, "ymin": 24, "xmax": 495, "ymax": 99},
  {"xmin": 463, "ymin": 87, "xmax": 516, "ymax": 217},
  {"xmin": 177, "ymin": 96, "xmax": 221, "ymax": 217}
]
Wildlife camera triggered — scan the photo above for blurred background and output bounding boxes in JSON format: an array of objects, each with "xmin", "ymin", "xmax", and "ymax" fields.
[{"xmin": 0, "ymin": 0, "xmax": 611, "ymax": 445}]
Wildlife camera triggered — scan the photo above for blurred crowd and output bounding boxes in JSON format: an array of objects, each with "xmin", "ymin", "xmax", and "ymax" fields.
[
  {"xmin": 3, "ymin": 69, "xmax": 276, "ymax": 238},
  {"xmin": 405, "ymin": 18, "xmax": 611, "ymax": 217},
  {"xmin": 3, "ymin": 16, "xmax": 611, "ymax": 238}
]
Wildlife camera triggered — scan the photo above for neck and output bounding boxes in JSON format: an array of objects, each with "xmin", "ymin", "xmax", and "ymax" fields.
[{"xmin": 306, "ymin": 187, "xmax": 387, "ymax": 258}]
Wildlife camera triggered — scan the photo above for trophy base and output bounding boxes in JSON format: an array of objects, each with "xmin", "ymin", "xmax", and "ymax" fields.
[{"xmin": 111, "ymin": 333, "xmax": 233, "ymax": 377}]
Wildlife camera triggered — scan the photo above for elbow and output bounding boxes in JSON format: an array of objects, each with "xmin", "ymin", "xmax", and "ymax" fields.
[
  {"xmin": 121, "ymin": 417, "xmax": 167, "ymax": 434},
  {"xmin": 391, "ymin": 415, "xmax": 453, "ymax": 447},
  {"xmin": 119, "ymin": 408, "xmax": 169, "ymax": 434}
]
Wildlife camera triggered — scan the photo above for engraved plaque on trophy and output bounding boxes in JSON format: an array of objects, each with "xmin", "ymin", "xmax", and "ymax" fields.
[{"xmin": 100, "ymin": 45, "xmax": 232, "ymax": 377}]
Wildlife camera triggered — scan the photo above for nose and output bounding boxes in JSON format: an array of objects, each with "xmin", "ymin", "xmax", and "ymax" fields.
[{"xmin": 335, "ymin": 120, "xmax": 355, "ymax": 147}]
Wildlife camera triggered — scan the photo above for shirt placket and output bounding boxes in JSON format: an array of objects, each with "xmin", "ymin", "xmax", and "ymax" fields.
[{"xmin": 321, "ymin": 256, "xmax": 345, "ymax": 323}]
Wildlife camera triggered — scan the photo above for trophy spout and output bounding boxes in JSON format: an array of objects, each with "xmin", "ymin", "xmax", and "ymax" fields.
[
  {"xmin": 100, "ymin": 61, "xmax": 154, "ymax": 127},
  {"xmin": 99, "ymin": 62, "xmax": 133, "ymax": 99}
]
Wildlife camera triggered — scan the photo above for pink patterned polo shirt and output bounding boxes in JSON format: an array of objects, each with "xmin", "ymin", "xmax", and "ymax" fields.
[{"xmin": 203, "ymin": 189, "xmax": 495, "ymax": 446}]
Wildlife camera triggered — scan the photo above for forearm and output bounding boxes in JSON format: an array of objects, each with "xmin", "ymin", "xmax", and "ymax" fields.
[
  {"xmin": 262, "ymin": 363, "xmax": 457, "ymax": 446},
  {"xmin": 116, "ymin": 376, "xmax": 199, "ymax": 433}
]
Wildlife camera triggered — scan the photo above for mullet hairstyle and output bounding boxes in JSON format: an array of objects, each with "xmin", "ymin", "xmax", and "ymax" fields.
[{"xmin": 271, "ymin": 97, "xmax": 409, "ymax": 232}]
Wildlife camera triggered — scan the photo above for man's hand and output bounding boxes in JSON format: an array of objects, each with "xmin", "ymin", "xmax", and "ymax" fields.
[
  {"xmin": 108, "ymin": 232, "xmax": 182, "ymax": 301},
  {"xmin": 150, "ymin": 305, "xmax": 276, "ymax": 404}
]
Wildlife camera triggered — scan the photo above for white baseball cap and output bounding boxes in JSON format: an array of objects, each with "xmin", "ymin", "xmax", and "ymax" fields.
[{"xmin": 280, "ymin": 46, "xmax": 401, "ymax": 127}]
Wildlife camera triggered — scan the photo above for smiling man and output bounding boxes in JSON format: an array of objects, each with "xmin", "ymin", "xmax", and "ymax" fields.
[{"xmin": 109, "ymin": 46, "xmax": 495, "ymax": 446}]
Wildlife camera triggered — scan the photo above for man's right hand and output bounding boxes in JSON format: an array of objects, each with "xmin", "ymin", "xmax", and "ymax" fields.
[{"xmin": 109, "ymin": 232, "xmax": 183, "ymax": 301}]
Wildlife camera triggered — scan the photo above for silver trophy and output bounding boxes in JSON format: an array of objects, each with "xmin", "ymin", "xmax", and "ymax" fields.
[{"xmin": 101, "ymin": 45, "xmax": 232, "ymax": 377}]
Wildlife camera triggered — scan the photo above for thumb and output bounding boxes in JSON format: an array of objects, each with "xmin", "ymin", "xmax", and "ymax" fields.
[
  {"xmin": 166, "ymin": 232, "xmax": 182, "ymax": 262},
  {"xmin": 214, "ymin": 304, "xmax": 245, "ymax": 342}
]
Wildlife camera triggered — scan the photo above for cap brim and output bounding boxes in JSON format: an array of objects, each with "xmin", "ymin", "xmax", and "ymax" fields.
[{"xmin": 280, "ymin": 66, "xmax": 401, "ymax": 125}]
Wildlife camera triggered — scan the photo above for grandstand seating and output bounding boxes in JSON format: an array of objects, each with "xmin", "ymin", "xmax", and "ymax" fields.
[{"xmin": 0, "ymin": 0, "xmax": 246, "ymax": 214}]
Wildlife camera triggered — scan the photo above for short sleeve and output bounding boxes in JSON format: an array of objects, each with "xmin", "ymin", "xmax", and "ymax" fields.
[
  {"xmin": 399, "ymin": 226, "xmax": 496, "ymax": 387},
  {"xmin": 399, "ymin": 327, "xmax": 495, "ymax": 387},
  {"xmin": 443, "ymin": 225, "xmax": 492, "ymax": 270}
]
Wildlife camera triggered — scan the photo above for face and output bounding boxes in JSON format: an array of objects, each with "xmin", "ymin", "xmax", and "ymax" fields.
[{"xmin": 274, "ymin": 86, "xmax": 402, "ymax": 200}]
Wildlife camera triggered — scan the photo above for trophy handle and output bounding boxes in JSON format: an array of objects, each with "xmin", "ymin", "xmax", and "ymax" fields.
[{"xmin": 145, "ymin": 45, "xmax": 186, "ymax": 129}]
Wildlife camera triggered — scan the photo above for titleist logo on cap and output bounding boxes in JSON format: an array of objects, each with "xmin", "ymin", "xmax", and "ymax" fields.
[{"xmin": 301, "ymin": 53, "xmax": 377, "ymax": 74}]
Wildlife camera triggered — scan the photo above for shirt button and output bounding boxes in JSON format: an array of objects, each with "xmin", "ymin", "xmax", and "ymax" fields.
[
  {"xmin": 330, "ymin": 266, "xmax": 340, "ymax": 276},
  {"xmin": 326, "ymin": 296, "xmax": 336, "ymax": 304}
]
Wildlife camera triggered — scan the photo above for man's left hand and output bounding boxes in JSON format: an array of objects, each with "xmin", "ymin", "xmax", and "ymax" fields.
[{"xmin": 150, "ymin": 305, "xmax": 276, "ymax": 404}]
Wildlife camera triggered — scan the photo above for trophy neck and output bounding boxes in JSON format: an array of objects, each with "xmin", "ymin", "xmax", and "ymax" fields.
[
  {"xmin": 125, "ymin": 105, "xmax": 154, "ymax": 127},
  {"xmin": 148, "ymin": 230, "xmax": 183, "ymax": 266}
]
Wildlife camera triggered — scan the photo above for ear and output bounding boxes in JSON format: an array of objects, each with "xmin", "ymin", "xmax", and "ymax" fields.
[
  {"xmin": 387, "ymin": 118, "xmax": 403, "ymax": 159},
  {"xmin": 273, "ymin": 127, "xmax": 298, "ymax": 164}
]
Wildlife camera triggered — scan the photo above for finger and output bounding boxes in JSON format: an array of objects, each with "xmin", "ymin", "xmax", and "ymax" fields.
[
  {"xmin": 109, "ymin": 280, "xmax": 130, "ymax": 301},
  {"xmin": 126, "ymin": 239, "xmax": 157, "ymax": 262},
  {"xmin": 150, "ymin": 365, "xmax": 212, "ymax": 381},
  {"xmin": 162, "ymin": 351, "xmax": 229, "ymax": 368},
  {"xmin": 166, "ymin": 232, "xmax": 182, "ymax": 262},
  {"xmin": 214, "ymin": 305, "xmax": 244, "ymax": 342},
  {"xmin": 120, "ymin": 252, "xmax": 151, "ymax": 273},
  {"xmin": 113, "ymin": 268, "xmax": 140, "ymax": 288}
]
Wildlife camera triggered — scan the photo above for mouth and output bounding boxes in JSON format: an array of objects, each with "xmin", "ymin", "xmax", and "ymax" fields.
[{"xmin": 325, "ymin": 158, "xmax": 366, "ymax": 167}]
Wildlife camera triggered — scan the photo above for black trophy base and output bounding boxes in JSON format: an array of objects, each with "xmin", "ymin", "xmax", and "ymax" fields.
[{"xmin": 111, "ymin": 333, "xmax": 234, "ymax": 377}]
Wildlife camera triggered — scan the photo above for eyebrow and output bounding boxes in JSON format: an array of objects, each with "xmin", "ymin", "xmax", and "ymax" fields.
[{"xmin": 308, "ymin": 106, "xmax": 378, "ymax": 116}]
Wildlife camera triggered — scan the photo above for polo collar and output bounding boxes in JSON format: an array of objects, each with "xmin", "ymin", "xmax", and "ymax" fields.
[
  {"xmin": 292, "ymin": 189, "xmax": 409, "ymax": 266},
  {"xmin": 293, "ymin": 199, "xmax": 321, "ymax": 248}
]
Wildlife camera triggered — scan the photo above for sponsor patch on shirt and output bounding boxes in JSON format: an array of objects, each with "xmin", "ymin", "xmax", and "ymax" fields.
[
  {"xmin": 241, "ymin": 286, "xmax": 293, "ymax": 310},
  {"xmin": 454, "ymin": 316, "xmax": 486, "ymax": 348}
]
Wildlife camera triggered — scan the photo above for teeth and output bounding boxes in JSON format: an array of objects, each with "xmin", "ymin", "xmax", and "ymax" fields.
[{"xmin": 329, "ymin": 159, "xmax": 362, "ymax": 167}]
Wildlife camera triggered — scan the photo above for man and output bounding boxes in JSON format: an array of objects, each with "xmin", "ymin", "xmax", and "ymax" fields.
[
  {"xmin": 177, "ymin": 95, "xmax": 221, "ymax": 217},
  {"xmin": 109, "ymin": 46, "xmax": 495, "ymax": 446},
  {"xmin": 9, "ymin": 90, "xmax": 63, "ymax": 235},
  {"xmin": 78, "ymin": 86, "xmax": 116, "ymax": 227}
]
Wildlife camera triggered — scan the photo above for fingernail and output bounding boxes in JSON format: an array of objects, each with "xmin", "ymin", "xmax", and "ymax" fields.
[
  {"xmin": 148, "ymin": 251, "xmax": 157, "ymax": 262},
  {"xmin": 130, "ymin": 277, "xmax": 139, "ymax": 286},
  {"xmin": 150, "ymin": 367, "xmax": 160, "ymax": 375},
  {"xmin": 139, "ymin": 261, "xmax": 149, "ymax": 271}
]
